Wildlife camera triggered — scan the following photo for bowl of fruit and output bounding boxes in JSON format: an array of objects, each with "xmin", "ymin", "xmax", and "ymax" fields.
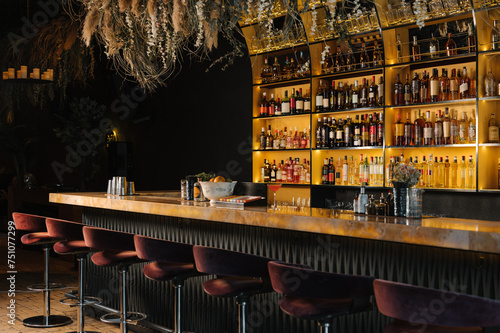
[{"xmin": 197, "ymin": 173, "xmax": 236, "ymax": 202}]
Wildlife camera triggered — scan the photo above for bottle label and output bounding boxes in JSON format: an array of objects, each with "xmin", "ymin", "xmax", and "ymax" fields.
[
  {"xmin": 260, "ymin": 106, "xmax": 267, "ymax": 115},
  {"xmin": 268, "ymin": 106, "xmax": 274, "ymax": 115},
  {"xmin": 378, "ymin": 83, "xmax": 384, "ymax": 97},
  {"xmin": 370, "ymin": 126, "xmax": 377, "ymax": 142},
  {"xmin": 489, "ymin": 126, "xmax": 500, "ymax": 142},
  {"xmin": 304, "ymin": 100, "xmax": 311, "ymax": 111},
  {"xmin": 352, "ymin": 94, "xmax": 359, "ymax": 104},
  {"xmin": 282, "ymin": 102, "xmax": 290, "ymax": 114},
  {"xmin": 354, "ymin": 138, "xmax": 361, "ymax": 146},
  {"xmin": 434, "ymin": 125, "xmax": 443, "ymax": 140},
  {"xmin": 469, "ymin": 125, "xmax": 476, "ymax": 142},
  {"xmin": 450, "ymin": 80, "xmax": 458, "ymax": 92},
  {"xmin": 395, "ymin": 124, "xmax": 404, "ymax": 136},
  {"xmin": 459, "ymin": 82, "xmax": 468, "ymax": 93},
  {"xmin": 343, "ymin": 165, "xmax": 348, "ymax": 181},
  {"xmin": 296, "ymin": 100, "xmax": 304, "ymax": 111},
  {"xmin": 430, "ymin": 80, "xmax": 439, "ymax": 96},
  {"xmin": 424, "ymin": 127, "xmax": 433, "ymax": 139},
  {"xmin": 315, "ymin": 96, "xmax": 322, "ymax": 108},
  {"xmin": 369, "ymin": 92, "xmax": 375, "ymax": 99},
  {"xmin": 443, "ymin": 122, "xmax": 450, "ymax": 138},
  {"xmin": 323, "ymin": 98, "xmax": 329, "ymax": 108},
  {"xmin": 430, "ymin": 45, "xmax": 436, "ymax": 53},
  {"xmin": 290, "ymin": 99, "xmax": 296, "ymax": 109},
  {"xmin": 336, "ymin": 130, "xmax": 343, "ymax": 140}
]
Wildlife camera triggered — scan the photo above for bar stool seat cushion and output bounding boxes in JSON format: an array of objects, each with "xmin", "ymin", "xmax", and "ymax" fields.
[
  {"xmin": 385, "ymin": 320, "xmax": 482, "ymax": 333},
  {"xmin": 53, "ymin": 240, "xmax": 91, "ymax": 254},
  {"xmin": 279, "ymin": 296, "xmax": 360, "ymax": 320},
  {"xmin": 91, "ymin": 250, "xmax": 141, "ymax": 267},
  {"xmin": 13, "ymin": 212, "xmax": 47, "ymax": 231},
  {"xmin": 21, "ymin": 232, "xmax": 61, "ymax": 245},
  {"xmin": 143, "ymin": 262, "xmax": 196, "ymax": 281},
  {"xmin": 203, "ymin": 276, "xmax": 266, "ymax": 298}
]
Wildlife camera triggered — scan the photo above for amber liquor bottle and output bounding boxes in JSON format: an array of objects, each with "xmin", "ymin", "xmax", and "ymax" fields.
[
  {"xmin": 424, "ymin": 110, "xmax": 434, "ymax": 145},
  {"xmin": 393, "ymin": 74, "xmax": 404, "ymax": 106},
  {"xmin": 394, "ymin": 113, "xmax": 404, "ymax": 146}
]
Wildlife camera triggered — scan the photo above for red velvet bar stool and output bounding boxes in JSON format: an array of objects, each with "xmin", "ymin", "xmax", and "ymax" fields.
[
  {"xmin": 373, "ymin": 279, "xmax": 500, "ymax": 333},
  {"xmin": 268, "ymin": 261, "xmax": 375, "ymax": 333},
  {"xmin": 46, "ymin": 218, "xmax": 101, "ymax": 333},
  {"xmin": 12, "ymin": 212, "xmax": 73, "ymax": 328},
  {"xmin": 134, "ymin": 235, "xmax": 203, "ymax": 333},
  {"xmin": 193, "ymin": 245, "xmax": 275, "ymax": 333},
  {"xmin": 82, "ymin": 226, "xmax": 147, "ymax": 333}
]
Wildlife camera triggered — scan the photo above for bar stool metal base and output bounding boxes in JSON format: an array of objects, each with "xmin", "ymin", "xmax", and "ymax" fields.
[
  {"xmin": 60, "ymin": 296, "xmax": 101, "ymax": 307},
  {"xmin": 23, "ymin": 314, "xmax": 73, "ymax": 328},
  {"xmin": 27, "ymin": 282, "xmax": 66, "ymax": 291},
  {"xmin": 100, "ymin": 311, "xmax": 147, "ymax": 324}
]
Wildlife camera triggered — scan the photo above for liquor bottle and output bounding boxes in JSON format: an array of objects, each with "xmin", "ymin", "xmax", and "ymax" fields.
[
  {"xmin": 450, "ymin": 110, "xmax": 459, "ymax": 144},
  {"xmin": 275, "ymin": 97, "xmax": 282, "ymax": 115},
  {"xmin": 369, "ymin": 76, "xmax": 378, "ymax": 107},
  {"xmin": 296, "ymin": 88, "xmax": 304, "ymax": 114},
  {"xmin": 459, "ymin": 67, "xmax": 470, "ymax": 99},
  {"xmin": 315, "ymin": 119, "xmax": 323, "ymax": 148},
  {"xmin": 394, "ymin": 112, "xmax": 404, "ymax": 146},
  {"xmin": 337, "ymin": 82, "xmax": 345, "ymax": 110},
  {"xmin": 335, "ymin": 157, "xmax": 342, "ymax": 185},
  {"xmin": 270, "ymin": 160, "xmax": 277, "ymax": 182},
  {"xmin": 260, "ymin": 92, "xmax": 268, "ymax": 116},
  {"xmin": 352, "ymin": 80, "xmax": 359, "ymax": 108},
  {"xmin": 344, "ymin": 115, "xmax": 353, "ymax": 147},
  {"xmin": 492, "ymin": 20, "xmax": 500, "ymax": 50},
  {"xmin": 467, "ymin": 155, "xmax": 475, "ymax": 189},
  {"xmin": 498, "ymin": 158, "xmax": 500, "ymax": 189},
  {"xmin": 439, "ymin": 69, "xmax": 450, "ymax": 102},
  {"xmin": 336, "ymin": 118, "xmax": 345, "ymax": 147},
  {"xmin": 289, "ymin": 58, "xmax": 297, "ymax": 79},
  {"xmin": 276, "ymin": 162, "xmax": 282, "ymax": 182},
  {"xmin": 449, "ymin": 68, "xmax": 459, "ymax": 100},
  {"xmin": 489, "ymin": 113, "xmax": 500, "ymax": 143},
  {"xmin": 360, "ymin": 78, "xmax": 368, "ymax": 107},
  {"xmin": 369, "ymin": 113, "xmax": 378, "ymax": 146},
  {"xmin": 404, "ymin": 112, "xmax": 413, "ymax": 146},
  {"xmin": 303, "ymin": 89, "xmax": 311, "ymax": 113},
  {"xmin": 459, "ymin": 112, "xmax": 468, "ymax": 144},
  {"xmin": 322, "ymin": 47, "xmax": 333, "ymax": 74},
  {"xmin": 378, "ymin": 76, "xmax": 385, "ymax": 106},
  {"xmin": 459, "ymin": 156, "xmax": 466, "ymax": 188},
  {"xmin": 396, "ymin": 34, "xmax": 403, "ymax": 63},
  {"xmin": 345, "ymin": 83, "xmax": 352, "ymax": 109},
  {"xmin": 404, "ymin": 73, "xmax": 411, "ymax": 105},
  {"xmin": 320, "ymin": 116, "xmax": 329, "ymax": 148},
  {"xmin": 393, "ymin": 74, "xmax": 404, "ymax": 106},
  {"xmin": 451, "ymin": 156, "xmax": 458, "ymax": 188},
  {"xmin": 293, "ymin": 127, "xmax": 300, "ymax": 149},
  {"xmin": 335, "ymin": 46, "xmax": 345, "ymax": 72},
  {"xmin": 444, "ymin": 156, "xmax": 450, "ymax": 188},
  {"xmin": 315, "ymin": 84, "xmax": 324, "ymax": 112},
  {"xmin": 362, "ymin": 114, "xmax": 370, "ymax": 146},
  {"xmin": 420, "ymin": 156, "xmax": 428, "ymax": 187},
  {"xmin": 467, "ymin": 23, "xmax": 476, "ymax": 53},
  {"xmin": 283, "ymin": 57, "xmax": 291, "ymax": 80},
  {"xmin": 427, "ymin": 154, "xmax": 434, "ymax": 188},
  {"xmin": 377, "ymin": 112, "xmax": 384, "ymax": 146},
  {"xmin": 324, "ymin": 81, "xmax": 333, "ymax": 112},
  {"xmin": 430, "ymin": 68, "xmax": 439, "ymax": 102},
  {"xmin": 349, "ymin": 155, "xmax": 356, "ymax": 185},
  {"xmin": 363, "ymin": 157, "xmax": 370, "ymax": 185},
  {"xmin": 322, "ymin": 158, "xmax": 329, "ymax": 184},
  {"xmin": 273, "ymin": 130, "xmax": 280, "ymax": 149},
  {"xmin": 353, "ymin": 115, "xmax": 362, "ymax": 147},
  {"xmin": 387, "ymin": 156, "xmax": 395, "ymax": 186},
  {"xmin": 263, "ymin": 159, "xmax": 270, "ymax": 182},
  {"xmin": 411, "ymin": 72, "xmax": 420, "ymax": 104},
  {"xmin": 268, "ymin": 93, "xmax": 276, "ymax": 116},
  {"xmin": 360, "ymin": 42, "xmax": 371, "ymax": 68},
  {"xmin": 261, "ymin": 58, "xmax": 272, "ymax": 83},
  {"xmin": 434, "ymin": 109, "xmax": 444, "ymax": 145},
  {"xmin": 373, "ymin": 41, "xmax": 383, "ymax": 67},
  {"xmin": 329, "ymin": 118, "xmax": 337, "ymax": 148},
  {"xmin": 424, "ymin": 110, "xmax": 434, "ymax": 145},
  {"xmin": 281, "ymin": 90, "xmax": 290, "ymax": 114},
  {"xmin": 412, "ymin": 36, "xmax": 421, "ymax": 61},
  {"xmin": 485, "ymin": 70, "xmax": 496, "ymax": 97},
  {"xmin": 280, "ymin": 128, "xmax": 287, "ymax": 149},
  {"xmin": 445, "ymin": 33, "xmax": 457, "ymax": 56},
  {"xmin": 290, "ymin": 88, "xmax": 296, "ymax": 114},
  {"xmin": 429, "ymin": 33, "xmax": 439, "ymax": 58},
  {"xmin": 346, "ymin": 46, "xmax": 356, "ymax": 71},
  {"xmin": 328, "ymin": 157, "xmax": 335, "ymax": 184},
  {"xmin": 259, "ymin": 127, "xmax": 266, "ymax": 149},
  {"xmin": 272, "ymin": 57, "xmax": 281, "ymax": 81},
  {"xmin": 342, "ymin": 156, "xmax": 349, "ymax": 185},
  {"xmin": 369, "ymin": 157, "xmax": 376, "ymax": 186},
  {"xmin": 420, "ymin": 70, "xmax": 429, "ymax": 103},
  {"xmin": 265, "ymin": 125, "xmax": 273, "ymax": 149},
  {"xmin": 414, "ymin": 109, "xmax": 424, "ymax": 146},
  {"xmin": 468, "ymin": 110, "xmax": 476, "ymax": 144},
  {"xmin": 443, "ymin": 108, "xmax": 451, "ymax": 144}
]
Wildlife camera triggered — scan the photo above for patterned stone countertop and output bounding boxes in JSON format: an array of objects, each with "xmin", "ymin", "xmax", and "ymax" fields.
[{"xmin": 49, "ymin": 191, "xmax": 500, "ymax": 254}]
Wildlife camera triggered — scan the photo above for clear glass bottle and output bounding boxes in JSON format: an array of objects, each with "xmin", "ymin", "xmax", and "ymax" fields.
[
  {"xmin": 434, "ymin": 109, "xmax": 444, "ymax": 145},
  {"xmin": 467, "ymin": 155, "xmax": 475, "ymax": 189},
  {"xmin": 445, "ymin": 33, "xmax": 457, "ymax": 56},
  {"xmin": 427, "ymin": 154, "xmax": 434, "ymax": 188},
  {"xmin": 492, "ymin": 20, "xmax": 500, "ymax": 50},
  {"xmin": 261, "ymin": 58, "xmax": 272, "ymax": 83},
  {"xmin": 360, "ymin": 42, "xmax": 371, "ymax": 68},
  {"xmin": 334, "ymin": 46, "xmax": 345, "ymax": 72},
  {"xmin": 444, "ymin": 156, "xmax": 450, "ymax": 188},
  {"xmin": 396, "ymin": 34, "xmax": 403, "ymax": 63},
  {"xmin": 489, "ymin": 113, "xmax": 500, "ymax": 143},
  {"xmin": 272, "ymin": 57, "xmax": 281, "ymax": 81},
  {"xmin": 373, "ymin": 41, "xmax": 383, "ymax": 67},
  {"xmin": 450, "ymin": 110, "xmax": 459, "ymax": 144},
  {"xmin": 451, "ymin": 156, "xmax": 458, "ymax": 188},
  {"xmin": 459, "ymin": 156, "xmax": 466, "ymax": 189},
  {"xmin": 443, "ymin": 108, "xmax": 451, "ymax": 144},
  {"xmin": 485, "ymin": 70, "xmax": 496, "ymax": 97},
  {"xmin": 193, "ymin": 178, "xmax": 205, "ymax": 201},
  {"xmin": 412, "ymin": 36, "xmax": 421, "ymax": 61},
  {"xmin": 430, "ymin": 33, "xmax": 440, "ymax": 58},
  {"xmin": 468, "ymin": 110, "xmax": 476, "ymax": 144},
  {"xmin": 467, "ymin": 23, "xmax": 476, "ymax": 53},
  {"xmin": 459, "ymin": 111, "xmax": 469, "ymax": 144}
]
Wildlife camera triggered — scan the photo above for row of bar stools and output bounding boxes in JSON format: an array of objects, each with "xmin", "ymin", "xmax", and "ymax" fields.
[
  {"xmin": 46, "ymin": 218, "xmax": 102, "ymax": 333},
  {"xmin": 13, "ymin": 213, "xmax": 73, "ymax": 328},
  {"xmin": 82, "ymin": 226, "xmax": 147, "ymax": 333}
]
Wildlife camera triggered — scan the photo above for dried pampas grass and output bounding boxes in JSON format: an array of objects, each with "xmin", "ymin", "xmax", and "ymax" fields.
[
  {"xmin": 82, "ymin": 7, "xmax": 100, "ymax": 46},
  {"xmin": 119, "ymin": 0, "xmax": 133, "ymax": 12},
  {"xmin": 172, "ymin": 0, "xmax": 188, "ymax": 35}
]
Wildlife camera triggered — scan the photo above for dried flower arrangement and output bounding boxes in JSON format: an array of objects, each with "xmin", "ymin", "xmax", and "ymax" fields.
[{"xmin": 392, "ymin": 163, "xmax": 421, "ymax": 188}]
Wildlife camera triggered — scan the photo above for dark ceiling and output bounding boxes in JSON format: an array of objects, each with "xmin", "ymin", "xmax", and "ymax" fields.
[{"xmin": 0, "ymin": 0, "xmax": 52, "ymax": 37}]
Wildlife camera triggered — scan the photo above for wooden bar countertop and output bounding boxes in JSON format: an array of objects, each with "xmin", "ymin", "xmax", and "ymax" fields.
[{"xmin": 49, "ymin": 192, "xmax": 500, "ymax": 254}]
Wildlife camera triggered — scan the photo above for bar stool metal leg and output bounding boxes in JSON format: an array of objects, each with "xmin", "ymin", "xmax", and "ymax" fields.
[
  {"xmin": 23, "ymin": 245, "xmax": 73, "ymax": 328},
  {"xmin": 236, "ymin": 296, "xmax": 248, "ymax": 333},
  {"xmin": 319, "ymin": 322, "xmax": 330, "ymax": 333},
  {"xmin": 174, "ymin": 282, "xmax": 182, "ymax": 333}
]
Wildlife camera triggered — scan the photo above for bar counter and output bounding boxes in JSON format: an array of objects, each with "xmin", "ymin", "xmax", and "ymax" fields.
[
  {"xmin": 49, "ymin": 191, "xmax": 500, "ymax": 333},
  {"xmin": 50, "ymin": 191, "xmax": 500, "ymax": 254}
]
